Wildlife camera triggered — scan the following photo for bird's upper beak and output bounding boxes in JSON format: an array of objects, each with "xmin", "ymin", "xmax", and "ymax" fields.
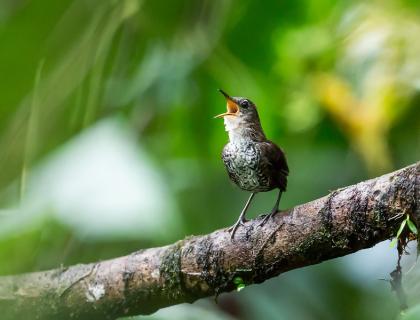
[{"xmin": 214, "ymin": 89, "xmax": 239, "ymax": 118}]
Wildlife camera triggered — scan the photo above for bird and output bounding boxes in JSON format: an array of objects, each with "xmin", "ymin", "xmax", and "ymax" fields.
[{"xmin": 215, "ymin": 89, "xmax": 289, "ymax": 239}]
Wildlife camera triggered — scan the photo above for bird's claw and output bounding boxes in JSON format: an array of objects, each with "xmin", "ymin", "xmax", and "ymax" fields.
[
  {"xmin": 228, "ymin": 217, "xmax": 248, "ymax": 239},
  {"xmin": 258, "ymin": 210, "xmax": 277, "ymax": 227}
]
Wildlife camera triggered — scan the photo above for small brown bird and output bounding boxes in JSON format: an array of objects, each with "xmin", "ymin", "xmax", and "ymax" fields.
[{"xmin": 215, "ymin": 89, "xmax": 289, "ymax": 239}]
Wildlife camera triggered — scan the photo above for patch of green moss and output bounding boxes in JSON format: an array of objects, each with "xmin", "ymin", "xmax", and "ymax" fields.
[{"xmin": 159, "ymin": 241, "xmax": 184, "ymax": 301}]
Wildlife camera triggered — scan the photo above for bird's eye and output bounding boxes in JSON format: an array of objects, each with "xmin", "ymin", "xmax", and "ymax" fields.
[{"xmin": 240, "ymin": 100, "xmax": 249, "ymax": 108}]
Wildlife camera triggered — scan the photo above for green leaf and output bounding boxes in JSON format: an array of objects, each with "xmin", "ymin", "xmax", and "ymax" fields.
[
  {"xmin": 233, "ymin": 276, "xmax": 243, "ymax": 285},
  {"xmin": 236, "ymin": 284, "xmax": 246, "ymax": 292},
  {"xmin": 406, "ymin": 218, "xmax": 418, "ymax": 235},
  {"xmin": 390, "ymin": 237, "xmax": 398, "ymax": 248},
  {"xmin": 390, "ymin": 219, "xmax": 408, "ymax": 248},
  {"xmin": 396, "ymin": 219, "xmax": 407, "ymax": 239}
]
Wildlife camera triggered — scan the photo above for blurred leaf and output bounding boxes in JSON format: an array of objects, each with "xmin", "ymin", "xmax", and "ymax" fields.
[
  {"xmin": 390, "ymin": 219, "xmax": 407, "ymax": 248},
  {"xmin": 130, "ymin": 303, "xmax": 235, "ymax": 320},
  {"xmin": 389, "ymin": 238, "xmax": 397, "ymax": 248},
  {"xmin": 397, "ymin": 220, "xmax": 407, "ymax": 238},
  {"xmin": 233, "ymin": 276, "xmax": 243, "ymax": 285},
  {"xmin": 400, "ymin": 304, "xmax": 420, "ymax": 320},
  {"xmin": 406, "ymin": 216, "xmax": 418, "ymax": 235},
  {"xmin": 237, "ymin": 284, "xmax": 246, "ymax": 292}
]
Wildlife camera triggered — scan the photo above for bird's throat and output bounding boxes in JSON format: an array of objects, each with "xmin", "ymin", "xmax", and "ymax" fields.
[
  {"xmin": 224, "ymin": 116, "xmax": 265, "ymax": 142},
  {"xmin": 224, "ymin": 116, "xmax": 245, "ymax": 141}
]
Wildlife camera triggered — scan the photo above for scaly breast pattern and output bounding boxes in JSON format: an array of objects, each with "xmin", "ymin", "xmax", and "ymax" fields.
[{"xmin": 222, "ymin": 141, "xmax": 271, "ymax": 192}]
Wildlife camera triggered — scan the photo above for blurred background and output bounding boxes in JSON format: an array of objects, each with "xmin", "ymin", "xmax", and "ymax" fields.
[{"xmin": 0, "ymin": 0, "xmax": 419, "ymax": 319}]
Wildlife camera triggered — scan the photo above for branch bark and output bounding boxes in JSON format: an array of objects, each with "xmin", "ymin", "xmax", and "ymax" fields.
[{"xmin": 0, "ymin": 163, "xmax": 418, "ymax": 320}]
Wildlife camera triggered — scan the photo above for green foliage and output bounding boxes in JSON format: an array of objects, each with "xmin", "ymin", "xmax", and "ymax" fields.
[
  {"xmin": 233, "ymin": 276, "xmax": 246, "ymax": 292},
  {"xmin": 390, "ymin": 220, "xmax": 407, "ymax": 248},
  {"xmin": 390, "ymin": 215, "xmax": 417, "ymax": 248},
  {"xmin": 400, "ymin": 304, "xmax": 420, "ymax": 320},
  {"xmin": 0, "ymin": 0, "xmax": 419, "ymax": 319},
  {"xmin": 406, "ymin": 218, "xmax": 418, "ymax": 235}
]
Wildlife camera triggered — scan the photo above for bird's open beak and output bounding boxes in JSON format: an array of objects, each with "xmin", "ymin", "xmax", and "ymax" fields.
[{"xmin": 214, "ymin": 89, "xmax": 239, "ymax": 118}]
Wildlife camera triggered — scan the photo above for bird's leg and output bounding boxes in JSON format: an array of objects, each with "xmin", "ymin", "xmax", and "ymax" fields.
[
  {"xmin": 228, "ymin": 193, "xmax": 256, "ymax": 239},
  {"xmin": 258, "ymin": 190, "xmax": 282, "ymax": 226}
]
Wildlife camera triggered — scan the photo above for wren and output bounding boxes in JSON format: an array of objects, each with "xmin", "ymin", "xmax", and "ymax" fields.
[{"xmin": 215, "ymin": 89, "xmax": 289, "ymax": 239}]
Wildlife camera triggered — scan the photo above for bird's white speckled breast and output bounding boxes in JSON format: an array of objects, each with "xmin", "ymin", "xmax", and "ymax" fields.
[{"xmin": 222, "ymin": 140, "xmax": 270, "ymax": 192}]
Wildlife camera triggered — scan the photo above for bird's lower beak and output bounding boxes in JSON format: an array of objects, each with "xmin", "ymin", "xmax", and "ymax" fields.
[{"xmin": 214, "ymin": 89, "xmax": 239, "ymax": 118}]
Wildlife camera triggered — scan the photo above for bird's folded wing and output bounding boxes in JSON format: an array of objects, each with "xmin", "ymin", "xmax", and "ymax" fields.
[{"xmin": 259, "ymin": 141, "xmax": 289, "ymax": 191}]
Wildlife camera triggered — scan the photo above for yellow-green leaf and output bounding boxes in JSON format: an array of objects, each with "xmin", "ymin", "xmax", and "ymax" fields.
[
  {"xmin": 406, "ymin": 218, "xmax": 418, "ymax": 235},
  {"xmin": 390, "ymin": 238, "xmax": 398, "ymax": 248},
  {"xmin": 233, "ymin": 276, "xmax": 243, "ymax": 285},
  {"xmin": 396, "ymin": 219, "xmax": 407, "ymax": 238},
  {"xmin": 237, "ymin": 284, "xmax": 246, "ymax": 292}
]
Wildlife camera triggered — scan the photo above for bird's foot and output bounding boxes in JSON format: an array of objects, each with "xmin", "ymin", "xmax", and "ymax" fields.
[
  {"xmin": 228, "ymin": 217, "xmax": 248, "ymax": 239},
  {"xmin": 258, "ymin": 209, "xmax": 278, "ymax": 227}
]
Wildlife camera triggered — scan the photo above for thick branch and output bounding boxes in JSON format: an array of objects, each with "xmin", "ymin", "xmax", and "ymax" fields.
[{"xmin": 0, "ymin": 163, "xmax": 418, "ymax": 320}]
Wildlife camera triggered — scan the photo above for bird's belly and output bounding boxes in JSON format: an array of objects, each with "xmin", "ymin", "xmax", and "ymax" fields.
[{"xmin": 223, "ymin": 142, "xmax": 271, "ymax": 192}]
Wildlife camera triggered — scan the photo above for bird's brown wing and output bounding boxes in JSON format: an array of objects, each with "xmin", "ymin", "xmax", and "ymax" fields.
[{"xmin": 259, "ymin": 141, "xmax": 289, "ymax": 191}]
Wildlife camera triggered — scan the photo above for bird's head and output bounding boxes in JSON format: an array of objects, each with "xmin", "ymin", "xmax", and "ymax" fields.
[{"xmin": 214, "ymin": 89, "xmax": 262, "ymax": 135}]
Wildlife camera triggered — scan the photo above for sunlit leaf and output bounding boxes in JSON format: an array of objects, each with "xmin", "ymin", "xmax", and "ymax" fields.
[
  {"xmin": 390, "ymin": 237, "xmax": 398, "ymax": 248},
  {"xmin": 236, "ymin": 284, "xmax": 246, "ymax": 292},
  {"xmin": 406, "ymin": 216, "xmax": 418, "ymax": 235},
  {"xmin": 396, "ymin": 219, "xmax": 407, "ymax": 239},
  {"xmin": 233, "ymin": 276, "xmax": 243, "ymax": 285},
  {"xmin": 390, "ymin": 219, "xmax": 407, "ymax": 248}
]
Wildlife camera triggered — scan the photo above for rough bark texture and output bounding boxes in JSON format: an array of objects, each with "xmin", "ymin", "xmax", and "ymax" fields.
[{"xmin": 0, "ymin": 163, "xmax": 418, "ymax": 320}]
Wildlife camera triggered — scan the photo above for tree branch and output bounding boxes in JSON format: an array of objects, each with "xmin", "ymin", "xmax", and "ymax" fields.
[{"xmin": 0, "ymin": 163, "xmax": 418, "ymax": 320}]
